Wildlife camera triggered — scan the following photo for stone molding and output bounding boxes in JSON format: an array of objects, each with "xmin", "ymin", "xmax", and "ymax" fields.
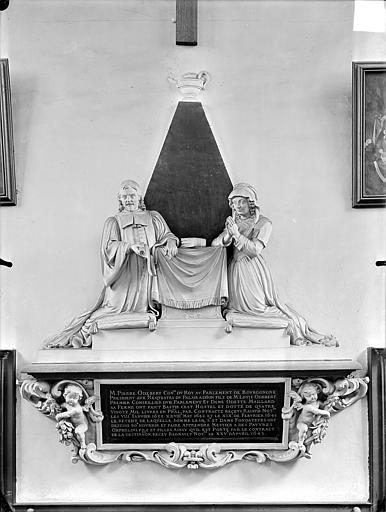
[{"xmin": 20, "ymin": 371, "xmax": 368, "ymax": 469}]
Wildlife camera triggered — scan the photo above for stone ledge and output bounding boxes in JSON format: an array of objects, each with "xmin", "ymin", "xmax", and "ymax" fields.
[
  {"xmin": 92, "ymin": 325, "xmax": 290, "ymax": 350},
  {"xmin": 22, "ymin": 346, "xmax": 362, "ymax": 376}
]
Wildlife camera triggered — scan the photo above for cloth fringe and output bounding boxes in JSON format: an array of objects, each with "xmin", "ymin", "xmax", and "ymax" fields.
[{"xmin": 161, "ymin": 297, "xmax": 226, "ymax": 309}]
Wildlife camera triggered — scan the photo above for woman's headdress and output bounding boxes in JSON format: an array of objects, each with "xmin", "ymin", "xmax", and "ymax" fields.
[
  {"xmin": 228, "ymin": 183, "xmax": 259, "ymax": 220},
  {"xmin": 228, "ymin": 183, "xmax": 259, "ymax": 205}
]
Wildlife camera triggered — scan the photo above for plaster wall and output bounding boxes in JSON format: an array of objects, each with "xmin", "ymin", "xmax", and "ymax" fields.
[{"xmin": 0, "ymin": 0, "xmax": 384, "ymax": 505}]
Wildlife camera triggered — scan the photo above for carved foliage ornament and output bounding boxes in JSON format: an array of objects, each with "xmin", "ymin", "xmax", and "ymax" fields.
[{"xmin": 20, "ymin": 372, "xmax": 368, "ymax": 469}]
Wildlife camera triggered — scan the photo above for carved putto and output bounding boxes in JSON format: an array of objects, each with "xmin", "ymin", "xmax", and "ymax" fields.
[
  {"xmin": 284, "ymin": 382, "xmax": 331, "ymax": 452},
  {"xmin": 20, "ymin": 373, "xmax": 368, "ymax": 468},
  {"xmin": 21, "ymin": 379, "xmax": 103, "ymax": 460},
  {"xmin": 55, "ymin": 384, "xmax": 102, "ymax": 449}
]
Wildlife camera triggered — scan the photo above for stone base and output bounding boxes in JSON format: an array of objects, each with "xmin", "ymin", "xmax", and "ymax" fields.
[
  {"xmin": 91, "ymin": 324, "xmax": 290, "ymax": 356},
  {"xmin": 89, "ymin": 304, "xmax": 291, "ymax": 359},
  {"xmin": 30, "ymin": 307, "xmax": 359, "ymax": 374}
]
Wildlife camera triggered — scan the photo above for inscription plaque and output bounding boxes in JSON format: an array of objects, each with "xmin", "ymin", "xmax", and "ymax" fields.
[{"xmin": 95, "ymin": 378, "xmax": 290, "ymax": 450}]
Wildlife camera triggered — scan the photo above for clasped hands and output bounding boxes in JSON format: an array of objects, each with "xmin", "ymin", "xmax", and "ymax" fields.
[{"xmin": 223, "ymin": 216, "xmax": 240, "ymax": 244}]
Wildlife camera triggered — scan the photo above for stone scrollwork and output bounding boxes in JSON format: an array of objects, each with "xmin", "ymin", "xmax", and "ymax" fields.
[
  {"xmin": 20, "ymin": 373, "xmax": 368, "ymax": 469},
  {"xmin": 283, "ymin": 371, "xmax": 370, "ymax": 458},
  {"xmin": 21, "ymin": 379, "xmax": 62, "ymax": 418},
  {"xmin": 20, "ymin": 378, "xmax": 104, "ymax": 463},
  {"xmin": 75, "ymin": 442, "xmax": 300, "ymax": 469}
]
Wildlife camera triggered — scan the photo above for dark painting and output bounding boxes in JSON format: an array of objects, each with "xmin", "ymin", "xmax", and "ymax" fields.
[
  {"xmin": 353, "ymin": 62, "xmax": 386, "ymax": 208},
  {"xmin": 0, "ymin": 59, "xmax": 16, "ymax": 206}
]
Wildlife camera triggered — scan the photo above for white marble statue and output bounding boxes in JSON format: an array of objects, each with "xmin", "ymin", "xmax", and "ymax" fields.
[
  {"xmin": 54, "ymin": 383, "xmax": 103, "ymax": 449},
  {"xmin": 97, "ymin": 179, "xmax": 178, "ymax": 312},
  {"xmin": 55, "ymin": 384, "xmax": 89, "ymax": 449},
  {"xmin": 212, "ymin": 183, "xmax": 337, "ymax": 346},
  {"xmin": 44, "ymin": 180, "xmax": 179, "ymax": 348},
  {"xmin": 288, "ymin": 382, "xmax": 331, "ymax": 449}
]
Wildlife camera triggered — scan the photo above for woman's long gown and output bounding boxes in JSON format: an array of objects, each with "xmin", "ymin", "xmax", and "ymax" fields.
[{"xmin": 212, "ymin": 215, "xmax": 336, "ymax": 346}]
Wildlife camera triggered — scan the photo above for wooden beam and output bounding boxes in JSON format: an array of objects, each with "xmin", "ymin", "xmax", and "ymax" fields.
[{"xmin": 176, "ymin": 0, "xmax": 197, "ymax": 46}]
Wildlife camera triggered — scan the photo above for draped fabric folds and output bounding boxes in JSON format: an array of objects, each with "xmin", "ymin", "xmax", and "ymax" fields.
[
  {"xmin": 44, "ymin": 210, "xmax": 177, "ymax": 348},
  {"xmin": 212, "ymin": 215, "xmax": 337, "ymax": 346},
  {"xmin": 44, "ymin": 208, "xmax": 336, "ymax": 349},
  {"xmin": 153, "ymin": 247, "xmax": 228, "ymax": 309}
]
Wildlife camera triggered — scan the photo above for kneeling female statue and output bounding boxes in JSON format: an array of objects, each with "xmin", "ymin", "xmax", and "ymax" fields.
[
  {"xmin": 212, "ymin": 183, "xmax": 337, "ymax": 346},
  {"xmin": 45, "ymin": 180, "xmax": 179, "ymax": 348}
]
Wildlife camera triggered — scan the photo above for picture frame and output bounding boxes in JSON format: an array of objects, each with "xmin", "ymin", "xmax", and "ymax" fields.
[
  {"xmin": 367, "ymin": 348, "xmax": 386, "ymax": 511},
  {"xmin": 352, "ymin": 61, "xmax": 386, "ymax": 208},
  {"xmin": 0, "ymin": 58, "xmax": 16, "ymax": 206}
]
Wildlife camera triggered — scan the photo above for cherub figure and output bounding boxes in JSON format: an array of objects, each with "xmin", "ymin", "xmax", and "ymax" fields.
[
  {"xmin": 55, "ymin": 384, "xmax": 97, "ymax": 449},
  {"xmin": 288, "ymin": 382, "xmax": 330, "ymax": 449}
]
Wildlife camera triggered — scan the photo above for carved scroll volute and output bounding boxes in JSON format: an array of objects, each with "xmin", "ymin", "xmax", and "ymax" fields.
[
  {"xmin": 327, "ymin": 372, "xmax": 369, "ymax": 412},
  {"xmin": 20, "ymin": 372, "xmax": 369, "ymax": 469},
  {"xmin": 20, "ymin": 379, "xmax": 61, "ymax": 418},
  {"xmin": 51, "ymin": 380, "xmax": 90, "ymax": 401},
  {"xmin": 20, "ymin": 378, "xmax": 50, "ymax": 401},
  {"xmin": 304, "ymin": 377, "xmax": 335, "ymax": 396},
  {"xmin": 20, "ymin": 377, "xmax": 104, "ymax": 462}
]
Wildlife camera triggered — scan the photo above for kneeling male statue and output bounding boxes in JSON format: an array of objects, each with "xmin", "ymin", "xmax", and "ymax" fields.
[{"xmin": 45, "ymin": 179, "xmax": 179, "ymax": 348}]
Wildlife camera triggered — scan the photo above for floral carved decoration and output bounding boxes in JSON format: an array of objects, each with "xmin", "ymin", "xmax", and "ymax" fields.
[{"xmin": 20, "ymin": 371, "xmax": 368, "ymax": 469}]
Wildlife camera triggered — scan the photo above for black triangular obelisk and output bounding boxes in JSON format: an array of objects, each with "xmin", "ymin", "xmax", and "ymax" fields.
[{"xmin": 144, "ymin": 102, "xmax": 233, "ymax": 243}]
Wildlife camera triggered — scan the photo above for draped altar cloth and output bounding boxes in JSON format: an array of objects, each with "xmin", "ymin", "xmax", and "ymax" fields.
[{"xmin": 153, "ymin": 247, "xmax": 228, "ymax": 309}]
